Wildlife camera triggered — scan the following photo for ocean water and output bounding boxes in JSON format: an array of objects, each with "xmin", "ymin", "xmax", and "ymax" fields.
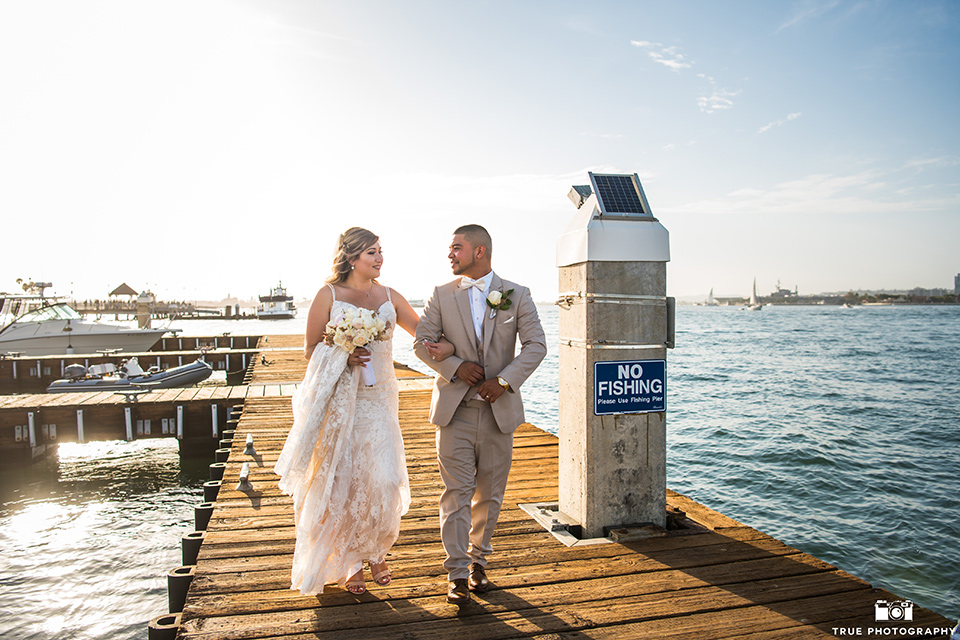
[
  {"xmin": 0, "ymin": 304, "xmax": 957, "ymax": 638},
  {"xmin": 662, "ymin": 305, "xmax": 960, "ymax": 622}
]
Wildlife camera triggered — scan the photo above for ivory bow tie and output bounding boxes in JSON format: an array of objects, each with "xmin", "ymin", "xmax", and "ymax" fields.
[{"xmin": 459, "ymin": 277, "xmax": 485, "ymax": 291}]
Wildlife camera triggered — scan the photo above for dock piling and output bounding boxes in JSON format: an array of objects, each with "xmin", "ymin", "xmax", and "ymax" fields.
[
  {"xmin": 147, "ymin": 613, "xmax": 180, "ymax": 640},
  {"xmin": 166, "ymin": 565, "xmax": 195, "ymax": 613},
  {"xmin": 202, "ymin": 480, "xmax": 221, "ymax": 502},
  {"xmin": 194, "ymin": 502, "xmax": 213, "ymax": 531},
  {"xmin": 180, "ymin": 531, "xmax": 205, "ymax": 566}
]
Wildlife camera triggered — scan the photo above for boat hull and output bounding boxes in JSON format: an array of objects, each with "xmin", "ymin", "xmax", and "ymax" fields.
[
  {"xmin": 46, "ymin": 360, "xmax": 213, "ymax": 393},
  {"xmin": 0, "ymin": 321, "xmax": 167, "ymax": 356},
  {"xmin": 256, "ymin": 311, "xmax": 297, "ymax": 320}
]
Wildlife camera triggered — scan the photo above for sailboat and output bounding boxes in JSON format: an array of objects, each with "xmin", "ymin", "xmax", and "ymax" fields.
[
  {"xmin": 705, "ymin": 288, "xmax": 718, "ymax": 306},
  {"xmin": 748, "ymin": 278, "xmax": 763, "ymax": 311}
]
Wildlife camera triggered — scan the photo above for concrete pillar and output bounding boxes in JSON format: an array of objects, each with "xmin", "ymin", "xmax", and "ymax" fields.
[{"xmin": 556, "ymin": 172, "xmax": 672, "ymax": 539}]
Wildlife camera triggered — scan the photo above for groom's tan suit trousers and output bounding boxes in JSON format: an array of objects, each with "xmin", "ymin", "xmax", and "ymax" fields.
[{"xmin": 415, "ymin": 272, "xmax": 547, "ymax": 580}]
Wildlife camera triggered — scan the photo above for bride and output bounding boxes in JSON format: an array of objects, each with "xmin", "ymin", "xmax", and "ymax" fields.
[{"xmin": 274, "ymin": 227, "xmax": 452, "ymax": 595}]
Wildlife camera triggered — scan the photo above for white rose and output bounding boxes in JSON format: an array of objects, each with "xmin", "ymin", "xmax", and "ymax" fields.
[{"xmin": 487, "ymin": 290, "xmax": 502, "ymax": 306}]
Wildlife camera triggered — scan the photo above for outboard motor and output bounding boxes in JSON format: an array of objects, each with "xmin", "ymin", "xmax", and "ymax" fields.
[
  {"xmin": 63, "ymin": 364, "xmax": 88, "ymax": 380},
  {"xmin": 121, "ymin": 357, "xmax": 145, "ymax": 377}
]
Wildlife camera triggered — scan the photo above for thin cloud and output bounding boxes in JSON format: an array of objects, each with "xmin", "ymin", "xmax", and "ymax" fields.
[
  {"xmin": 758, "ymin": 112, "xmax": 803, "ymax": 133},
  {"xmin": 630, "ymin": 40, "xmax": 692, "ymax": 71},
  {"xmin": 903, "ymin": 156, "xmax": 958, "ymax": 170},
  {"xmin": 696, "ymin": 73, "xmax": 740, "ymax": 114},
  {"xmin": 777, "ymin": 0, "xmax": 842, "ymax": 32},
  {"xmin": 672, "ymin": 169, "xmax": 958, "ymax": 217},
  {"xmin": 578, "ymin": 132, "xmax": 624, "ymax": 139},
  {"xmin": 633, "ymin": 43, "xmax": 738, "ymax": 113},
  {"xmin": 698, "ymin": 88, "xmax": 739, "ymax": 113}
]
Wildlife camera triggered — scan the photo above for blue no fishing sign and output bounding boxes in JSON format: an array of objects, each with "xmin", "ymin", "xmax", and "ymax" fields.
[{"xmin": 594, "ymin": 360, "xmax": 666, "ymax": 415}]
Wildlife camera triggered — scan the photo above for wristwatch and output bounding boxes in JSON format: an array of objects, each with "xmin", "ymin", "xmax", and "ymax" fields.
[{"xmin": 497, "ymin": 376, "xmax": 510, "ymax": 391}]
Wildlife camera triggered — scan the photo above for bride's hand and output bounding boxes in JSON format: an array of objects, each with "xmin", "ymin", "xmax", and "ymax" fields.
[
  {"xmin": 347, "ymin": 347, "xmax": 371, "ymax": 367},
  {"xmin": 424, "ymin": 338, "xmax": 454, "ymax": 362}
]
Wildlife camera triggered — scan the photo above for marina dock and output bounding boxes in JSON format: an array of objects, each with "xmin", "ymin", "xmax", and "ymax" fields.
[
  {"xmin": 148, "ymin": 350, "xmax": 952, "ymax": 638},
  {"xmin": 0, "ymin": 335, "xmax": 302, "ymax": 462}
]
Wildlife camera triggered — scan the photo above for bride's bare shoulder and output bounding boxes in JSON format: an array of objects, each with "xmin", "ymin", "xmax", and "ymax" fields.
[{"xmin": 314, "ymin": 284, "xmax": 334, "ymax": 301}]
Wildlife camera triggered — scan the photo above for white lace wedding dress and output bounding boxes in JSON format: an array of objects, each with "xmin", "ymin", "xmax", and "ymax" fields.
[{"xmin": 274, "ymin": 286, "xmax": 410, "ymax": 595}]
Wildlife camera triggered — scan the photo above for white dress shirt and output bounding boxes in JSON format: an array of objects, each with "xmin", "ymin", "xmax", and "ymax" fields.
[{"xmin": 465, "ymin": 271, "xmax": 492, "ymax": 342}]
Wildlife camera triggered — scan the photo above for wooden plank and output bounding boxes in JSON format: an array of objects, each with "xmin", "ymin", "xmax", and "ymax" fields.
[{"xmin": 136, "ymin": 364, "xmax": 958, "ymax": 639}]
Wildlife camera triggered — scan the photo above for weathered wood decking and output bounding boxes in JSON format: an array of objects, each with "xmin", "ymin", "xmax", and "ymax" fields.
[{"xmin": 175, "ymin": 371, "xmax": 953, "ymax": 639}]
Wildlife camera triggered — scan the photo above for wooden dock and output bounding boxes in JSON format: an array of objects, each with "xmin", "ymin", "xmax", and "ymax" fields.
[
  {"xmin": 0, "ymin": 334, "xmax": 266, "ymax": 394},
  {"xmin": 165, "ymin": 369, "xmax": 953, "ymax": 639},
  {"xmin": 0, "ymin": 336, "xmax": 309, "ymax": 462}
]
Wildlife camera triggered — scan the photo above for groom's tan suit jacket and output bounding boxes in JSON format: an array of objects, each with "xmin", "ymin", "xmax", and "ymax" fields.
[{"xmin": 414, "ymin": 273, "xmax": 546, "ymax": 433}]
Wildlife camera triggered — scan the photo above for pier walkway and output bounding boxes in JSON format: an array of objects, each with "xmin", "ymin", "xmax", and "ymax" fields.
[{"xmin": 171, "ymin": 371, "xmax": 952, "ymax": 639}]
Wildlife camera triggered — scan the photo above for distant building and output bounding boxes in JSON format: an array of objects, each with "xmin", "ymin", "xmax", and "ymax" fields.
[
  {"xmin": 955, "ymin": 273, "xmax": 960, "ymax": 294},
  {"xmin": 910, "ymin": 287, "xmax": 950, "ymax": 297}
]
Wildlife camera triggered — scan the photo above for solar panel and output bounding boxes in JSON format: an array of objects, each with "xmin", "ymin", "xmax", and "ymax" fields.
[{"xmin": 590, "ymin": 173, "xmax": 650, "ymax": 216}]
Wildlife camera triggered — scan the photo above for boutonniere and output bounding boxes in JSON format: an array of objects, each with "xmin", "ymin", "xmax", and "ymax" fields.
[{"xmin": 486, "ymin": 288, "xmax": 514, "ymax": 319}]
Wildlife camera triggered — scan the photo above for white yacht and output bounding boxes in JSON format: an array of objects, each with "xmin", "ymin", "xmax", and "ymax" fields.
[
  {"xmin": 0, "ymin": 295, "xmax": 170, "ymax": 356},
  {"xmin": 257, "ymin": 282, "xmax": 297, "ymax": 320}
]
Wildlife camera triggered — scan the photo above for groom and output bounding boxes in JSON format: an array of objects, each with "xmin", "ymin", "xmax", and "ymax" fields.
[{"xmin": 414, "ymin": 224, "xmax": 546, "ymax": 605}]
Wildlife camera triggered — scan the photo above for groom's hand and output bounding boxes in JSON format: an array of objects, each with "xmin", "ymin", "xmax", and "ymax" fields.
[
  {"xmin": 477, "ymin": 379, "xmax": 506, "ymax": 403},
  {"xmin": 455, "ymin": 361, "xmax": 485, "ymax": 386}
]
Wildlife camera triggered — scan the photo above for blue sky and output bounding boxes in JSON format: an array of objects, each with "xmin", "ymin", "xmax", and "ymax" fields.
[{"xmin": 1, "ymin": 0, "xmax": 957, "ymax": 302}]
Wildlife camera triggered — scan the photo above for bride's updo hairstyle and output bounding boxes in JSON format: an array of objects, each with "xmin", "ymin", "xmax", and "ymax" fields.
[{"xmin": 327, "ymin": 227, "xmax": 379, "ymax": 284}]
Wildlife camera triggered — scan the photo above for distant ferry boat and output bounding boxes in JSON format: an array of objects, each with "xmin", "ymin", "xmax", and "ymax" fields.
[{"xmin": 257, "ymin": 282, "xmax": 297, "ymax": 320}]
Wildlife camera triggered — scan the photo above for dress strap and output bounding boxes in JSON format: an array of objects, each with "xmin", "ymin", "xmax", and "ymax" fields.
[
  {"xmin": 385, "ymin": 285, "xmax": 392, "ymax": 303},
  {"xmin": 327, "ymin": 283, "xmax": 336, "ymax": 301}
]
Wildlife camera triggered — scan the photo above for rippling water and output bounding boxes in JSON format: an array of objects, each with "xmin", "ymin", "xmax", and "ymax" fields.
[
  {"xmin": 663, "ymin": 305, "xmax": 960, "ymax": 621},
  {"xmin": 0, "ymin": 441, "xmax": 207, "ymax": 639},
  {"xmin": 1, "ymin": 304, "xmax": 957, "ymax": 638}
]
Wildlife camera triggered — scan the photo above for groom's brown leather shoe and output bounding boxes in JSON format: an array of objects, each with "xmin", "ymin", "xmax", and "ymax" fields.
[
  {"xmin": 468, "ymin": 563, "xmax": 489, "ymax": 593},
  {"xmin": 447, "ymin": 578, "xmax": 470, "ymax": 605}
]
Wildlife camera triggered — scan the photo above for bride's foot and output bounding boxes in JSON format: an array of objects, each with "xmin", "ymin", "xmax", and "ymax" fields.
[
  {"xmin": 370, "ymin": 559, "xmax": 391, "ymax": 586},
  {"xmin": 345, "ymin": 569, "xmax": 366, "ymax": 594}
]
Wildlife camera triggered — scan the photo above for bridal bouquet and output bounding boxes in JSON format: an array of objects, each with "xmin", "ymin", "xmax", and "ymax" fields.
[{"xmin": 324, "ymin": 307, "xmax": 390, "ymax": 385}]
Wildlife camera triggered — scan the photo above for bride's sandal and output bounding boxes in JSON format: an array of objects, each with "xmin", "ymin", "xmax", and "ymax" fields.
[
  {"xmin": 345, "ymin": 569, "xmax": 366, "ymax": 594},
  {"xmin": 370, "ymin": 559, "xmax": 391, "ymax": 586}
]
